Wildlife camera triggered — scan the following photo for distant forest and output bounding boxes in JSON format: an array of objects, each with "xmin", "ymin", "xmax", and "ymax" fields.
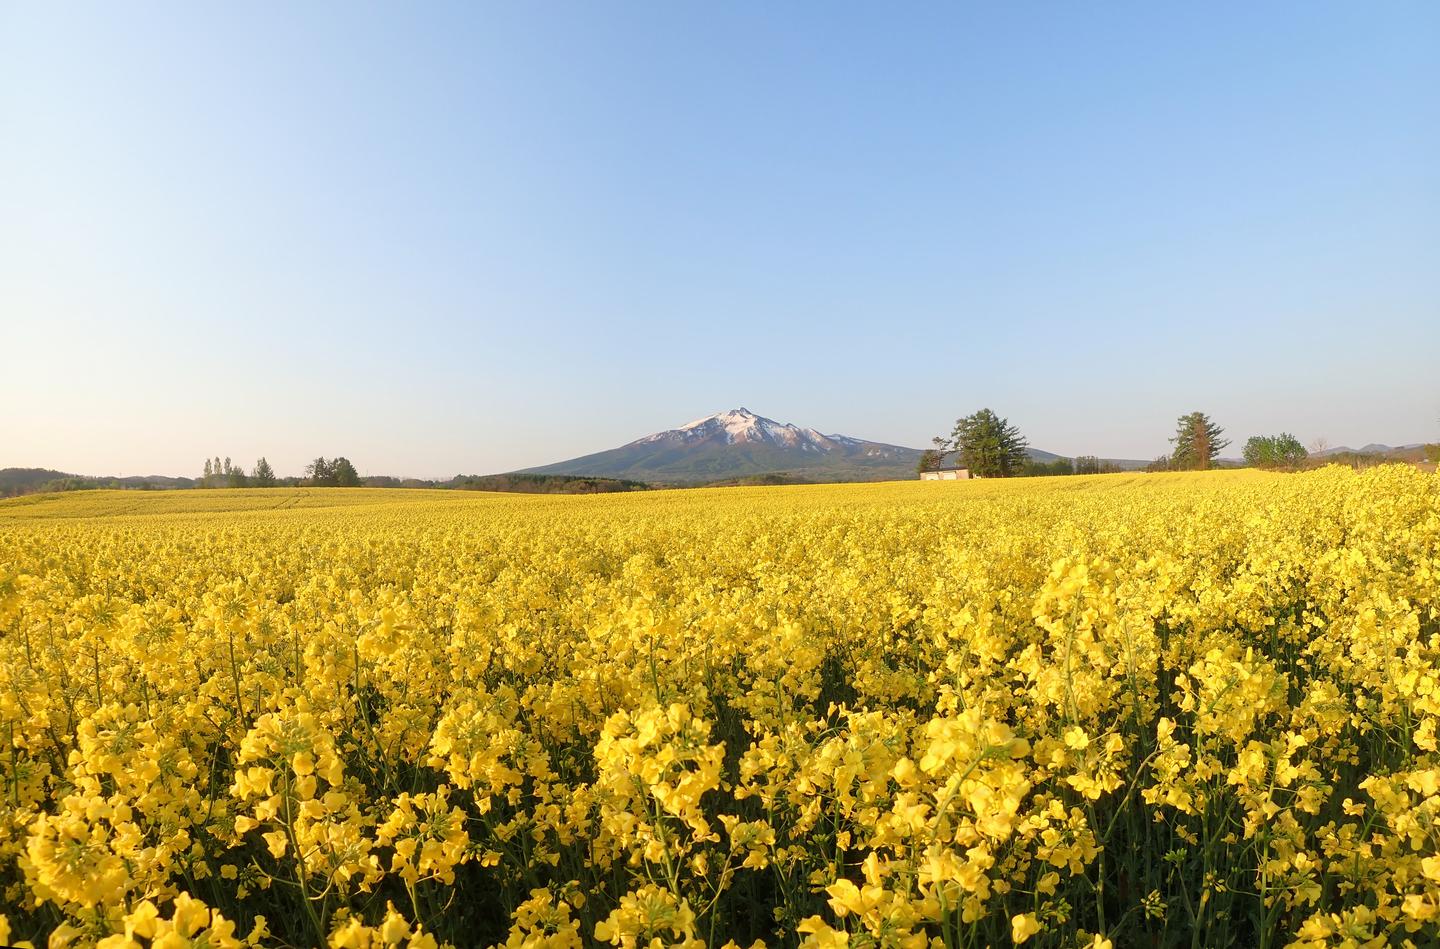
[
  {"xmin": 449, "ymin": 473, "xmax": 649, "ymax": 494},
  {"xmin": 0, "ymin": 468, "xmax": 199, "ymax": 498},
  {"xmin": 4, "ymin": 440, "xmax": 1435, "ymax": 500},
  {"xmin": 0, "ymin": 464, "xmax": 649, "ymax": 499}
]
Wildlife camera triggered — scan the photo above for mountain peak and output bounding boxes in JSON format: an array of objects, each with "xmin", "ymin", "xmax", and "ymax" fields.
[
  {"xmin": 518, "ymin": 407, "xmax": 923, "ymax": 483},
  {"xmin": 681, "ymin": 407, "xmax": 756, "ymax": 426},
  {"xmin": 673, "ymin": 408, "xmax": 807, "ymax": 445},
  {"xmin": 518, "ymin": 408, "xmax": 1150, "ymax": 484}
]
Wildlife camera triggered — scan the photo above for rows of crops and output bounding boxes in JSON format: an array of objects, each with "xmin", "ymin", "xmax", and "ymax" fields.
[{"xmin": 1, "ymin": 468, "xmax": 1438, "ymax": 948}]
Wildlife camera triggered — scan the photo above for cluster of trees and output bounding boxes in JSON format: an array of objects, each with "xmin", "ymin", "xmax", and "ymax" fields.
[
  {"xmin": 924, "ymin": 408, "xmax": 1327, "ymax": 478},
  {"xmin": 1148, "ymin": 415, "xmax": 1330, "ymax": 472},
  {"xmin": 198, "ymin": 456, "xmax": 359, "ymax": 488},
  {"xmin": 303, "ymin": 457, "xmax": 361, "ymax": 487},
  {"xmin": 920, "ymin": 409, "xmax": 1031, "ymax": 478},
  {"xmin": 1157, "ymin": 415, "xmax": 1310, "ymax": 471},
  {"xmin": 1021, "ymin": 455, "xmax": 1128, "ymax": 477},
  {"xmin": 187, "ymin": 465, "xmax": 648, "ymax": 493},
  {"xmin": 200, "ymin": 456, "xmax": 273, "ymax": 488},
  {"xmin": 921, "ymin": 409, "xmax": 1126, "ymax": 479},
  {"xmin": 357, "ymin": 476, "xmax": 443, "ymax": 489},
  {"xmin": 1074, "ymin": 455, "xmax": 1126, "ymax": 475},
  {"xmin": 1020, "ymin": 457, "xmax": 1075, "ymax": 477},
  {"xmin": 1241, "ymin": 433, "xmax": 1308, "ymax": 469}
]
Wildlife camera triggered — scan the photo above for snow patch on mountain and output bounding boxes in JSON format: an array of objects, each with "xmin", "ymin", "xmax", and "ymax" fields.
[
  {"xmin": 639, "ymin": 408, "xmax": 858, "ymax": 452},
  {"xmin": 518, "ymin": 407, "xmax": 929, "ymax": 483}
]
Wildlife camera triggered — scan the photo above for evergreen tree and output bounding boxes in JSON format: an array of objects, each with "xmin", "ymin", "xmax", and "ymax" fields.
[
  {"xmin": 305, "ymin": 458, "xmax": 333, "ymax": 486},
  {"xmin": 331, "ymin": 457, "xmax": 360, "ymax": 487},
  {"xmin": 252, "ymin": 458, "xmax": 277, "ymax": 487},
  {"xmin": 1170, "ymin": 412, "xmax": 1228, "ymax": 470},
  {"xmin": 950, "ymin": 408, "xmax": 1029, "ymax": 478}
]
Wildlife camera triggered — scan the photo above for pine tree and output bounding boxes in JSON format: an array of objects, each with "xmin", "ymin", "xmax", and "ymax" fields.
[
  {"xmin": 305, "ymin": 458, "xmax": 333, "ymax": 486},
  {"xmin": 252, "ymin": 457, "xmax": 277, "ymax": 487},
  {"xmin": 331, "ymin": 457, "xmax": 360, "ymax": 487},
  {"xmin": 1170, "ymin": 412, "xmax": 1228, "ymax": 470},
  {"xmin": 950, "ymin": 408, "xmax": 1029, "ymax": 477}
]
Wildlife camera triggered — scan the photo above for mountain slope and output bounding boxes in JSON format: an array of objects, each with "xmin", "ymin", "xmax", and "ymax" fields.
[
  {"xmin": 519, "ymin": 408, "xmax": 1153, "ymax": 483},
  {"xmin": 519, "ymin": 408, "xmax": 924, "ymax": 483},
  {"xmin": 1, "ymin": 467, "xmax": 199, "ymax": 498},
  {"xmin": 1314, "ymin": 443, "xmax": 1424, "ymax": 457}
]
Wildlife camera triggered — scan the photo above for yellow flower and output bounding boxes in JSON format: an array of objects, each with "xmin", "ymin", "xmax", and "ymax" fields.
[
  {"xmin": 262, "ymin": 830, "xmax": 288, "ymax": 858},
  {"xmin": 379, "ymin": 904, "xmax": 410, "ymax": 943},
  {"xmin": 3, "ymin": 464, "xmax": 1438, "ymax": 947},
  {"xmin": 796, "ymin": 916, "xmax": 849, "ymax": 948},
  {"xmin": 1011, "ymin": 913, "xmax": 1041, "ymax": 944}
]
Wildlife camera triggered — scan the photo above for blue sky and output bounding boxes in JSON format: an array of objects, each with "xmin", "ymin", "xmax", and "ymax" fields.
[{"xmin": 2, "ymin": 3, "xmax": 1436, "ymax": 478}]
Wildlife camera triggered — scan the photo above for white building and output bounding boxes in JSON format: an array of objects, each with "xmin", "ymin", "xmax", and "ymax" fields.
[{"xmin": 920, "ymin": 466, "xmax": 971, "ymax": 481}]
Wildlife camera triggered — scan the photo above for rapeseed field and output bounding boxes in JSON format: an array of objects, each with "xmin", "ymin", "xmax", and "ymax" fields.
[{"xmin": 1, "ymin": 468, "xmax": 1437, "ymax": 948}]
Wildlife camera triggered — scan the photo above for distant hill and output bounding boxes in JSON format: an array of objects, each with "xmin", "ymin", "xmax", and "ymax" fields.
[
  {"xmin": 1, "ymin": 467, "xmax": 198, "ymax": 498},
  {"xmin": 519, "ymin": 408, "xmax": 1152, "ymax": 483},
  {"xmin": 1026, "ymin": 447, "xmax": 1150, "ymax": 471},
  {"xmin": 1314, "ymin": 443, "xmax": 1425, "ymax": 459},
  {"xmin": 519, "ymin": 408, "xmax": 923, "ymax": 483},
  {"xmin": 0, "ymin": 468, "xmax": 69, "ymax": 497}
]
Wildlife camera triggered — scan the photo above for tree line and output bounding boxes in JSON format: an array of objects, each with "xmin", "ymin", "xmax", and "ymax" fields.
[
  {"xmin": 198, "ymin": 456, "xmax": 360, "ymax": 488},
  {"xmin": 921, "ymin": 408, "xmax": 1316, "ymax": 478}
]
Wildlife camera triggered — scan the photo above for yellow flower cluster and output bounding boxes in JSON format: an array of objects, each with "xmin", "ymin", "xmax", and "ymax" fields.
[{"xmin": 1, "ymin": 466, "xmax": 1438, "ymax": 947}]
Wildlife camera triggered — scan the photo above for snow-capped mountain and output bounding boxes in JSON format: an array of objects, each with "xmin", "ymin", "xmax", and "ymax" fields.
[
  {"xmin": 638, "ymin": 408, "xmax": 869, "ymax": 452},
  {"xmin": 519, "ymin": 408, "xmax": 923, "ymax": 483}
]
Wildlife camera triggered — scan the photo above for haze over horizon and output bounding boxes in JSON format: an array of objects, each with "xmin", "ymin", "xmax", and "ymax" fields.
[{"xmin": 3, "ymin": 3, "xmax": 1437, "ymax": 481}]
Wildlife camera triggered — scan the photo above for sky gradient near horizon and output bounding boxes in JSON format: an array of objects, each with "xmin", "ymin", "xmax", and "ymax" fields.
[{"xmin": 3, "ymin": 3, "xmax": 1437, "ymax": 479}]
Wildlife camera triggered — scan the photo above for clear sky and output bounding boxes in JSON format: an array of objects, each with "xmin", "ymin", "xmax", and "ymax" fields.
[{"xmin": 3, "ymin": 3, "xmax": 1437, "ymax": 479}]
